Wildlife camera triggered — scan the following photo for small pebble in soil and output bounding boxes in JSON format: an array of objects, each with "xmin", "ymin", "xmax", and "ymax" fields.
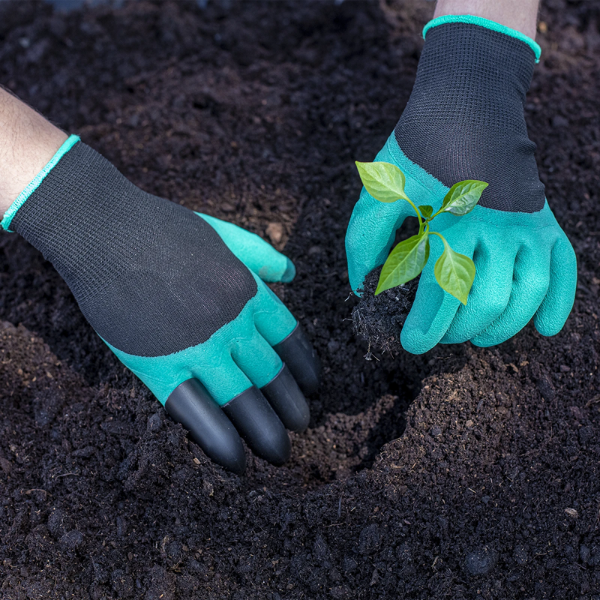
[
  {"xmin": 116, "ymin": 516, "xmax": 127, "ymax": 537},
  {"xmin": 537, "ymin": 376, "xmax": 556, "ymax": 400},
  {"xmin": 266, "ymin": 222, "xmax": 284, "ymax": 244},
  {"xmin": 464, "ymin": 545, "xmax": 498, "ymax": 576},
  {"xmin": 71, "ymin": 445, "xmax": 96, "ymax": 458},
  {"xmin": 166, "ymin": 540, "xmax": 184, "ymax": 564},
  {"xmin": 552, "ymin": 115, "xmax": 570, "ymax": 128},
  {"xmin": 352, "ymin": 268, "xmax": 418, "ymax": 355},
  {"xmin": 343, "ymin": 557, "xmax": 358, "ymax": 573}
]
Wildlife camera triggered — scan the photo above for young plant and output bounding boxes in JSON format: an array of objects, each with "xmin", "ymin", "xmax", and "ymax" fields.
[{"xmin": 356, "ymin": 161, "xmax": 488, "ymax": 305}]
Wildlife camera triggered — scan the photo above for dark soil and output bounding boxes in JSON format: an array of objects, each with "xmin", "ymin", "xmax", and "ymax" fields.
[
  {"xmin": 0, "ymin": 1, "xmax": 599, "ymax": 598},
  {"xmin": 352, "ymin": 269, "xmax": 418, "ymax": 356}
]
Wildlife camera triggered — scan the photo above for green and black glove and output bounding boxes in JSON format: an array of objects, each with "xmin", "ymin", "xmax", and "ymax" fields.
[
  {"xmin": 2, "ymin": 137, "xmax": 320, "ymax": 473},
  {"xmin": 346, "ymin": 16, "xmax": 577, "ymax": 353}
]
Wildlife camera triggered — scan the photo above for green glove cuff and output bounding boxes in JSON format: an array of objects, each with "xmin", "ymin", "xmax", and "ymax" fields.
[
  {"xmin": 1, "ymin": 134, "xmax": 80, "ymax": 232},
  {"xmin": 423, "ymin": 15, "xmax": 542, "ymax": 63}
]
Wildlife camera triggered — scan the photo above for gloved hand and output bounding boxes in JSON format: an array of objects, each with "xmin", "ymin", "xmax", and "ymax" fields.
[
  {"xmin": 346, "ymin": 15, "xmax": 577, "ymax": 354},
  {"xmin": 2, "ymin": 137, "xmax": 320, "ymax": 473}
]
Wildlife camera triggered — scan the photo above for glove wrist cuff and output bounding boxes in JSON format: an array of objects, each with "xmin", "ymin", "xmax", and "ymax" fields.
[
  {"xmin": 1, "ymin": 134, "xmax": 80, "ymax": 232},
  {"xmin": 423, "ymin": 15, "xmax": 541, "ymax": 63},
  {"xmin": 395, "ymin": 17, "xmax": 546, "ymax": 213}
]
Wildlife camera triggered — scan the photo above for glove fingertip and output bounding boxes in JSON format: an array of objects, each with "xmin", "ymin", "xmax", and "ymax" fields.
[
  {"xmin": 470, "ymin": 334, "xmax": 498, "ymax": 348},
  {"xmin": 533, "ymin": 312, "xmax": 569, "ymax": 338},
  {"xmin": 257, "ymin": 256, "xmax": 293, "ymax": 283},
  {"xmin": 534, "ymin": 237, "xmax": 577, "ymax": 337},
  {"xmin": 281, "ymin": 258, "xmax": 296, "ymax": 283},
  {"xmin": 348, "ymin": 265, "xmax": 368, "ymax": 296},
  {"xmin": 400, "ymin": 326, "xmax": 434, "ymax": 355}
]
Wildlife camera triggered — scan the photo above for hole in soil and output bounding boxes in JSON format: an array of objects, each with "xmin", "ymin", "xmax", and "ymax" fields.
[{"xmin": 267, "ymin": 209, "xmax": 427, "ymax": 487}]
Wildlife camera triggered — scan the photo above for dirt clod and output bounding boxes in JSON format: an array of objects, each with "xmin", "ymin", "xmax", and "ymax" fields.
[
  {"xmin": 464, "ymin": 546, "xmax": 498, "ymax": 576},
  {"xmin": 59, "ymin": 530, "xmax": 84, "ymax": 551}
]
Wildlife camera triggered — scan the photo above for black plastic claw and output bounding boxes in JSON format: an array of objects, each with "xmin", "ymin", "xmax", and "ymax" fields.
[
  {"xmin": 261, "ymin": 365, "xmax": 310, "ymax": 432},
  {"xmin": 165, "ymin": 379, "xmax": 246, "ymax": 474},
  {"xmin": 222, "ymin": 387, "xmax": 291, "ymax": 466},
  {"xmin": 273, "ymin": 323, "xmax": 321, "ymax": 396}
]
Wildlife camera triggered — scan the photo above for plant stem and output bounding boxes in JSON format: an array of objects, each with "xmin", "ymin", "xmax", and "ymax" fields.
[
  {"xmin": 403, "ymin": 196, "xmax": 423, "ymax": 228},
  {"xmin": 429, "ymin": 230, "xmax": 449, "ymax": 249}
]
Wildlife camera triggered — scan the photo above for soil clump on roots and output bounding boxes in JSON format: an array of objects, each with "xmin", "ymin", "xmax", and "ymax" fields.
[
  {"xmin": 0, "ymin": 1, "xmax": 599, "ymax": 598},
  {"xmin": 352, "ymin": 269, "xmax": 418, "ymax": 356}
]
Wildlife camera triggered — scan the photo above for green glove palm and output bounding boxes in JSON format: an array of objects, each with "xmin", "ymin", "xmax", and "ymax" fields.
[{"xmin": 346, "ymin": 16, "xmax": 577, "ymax": 354}]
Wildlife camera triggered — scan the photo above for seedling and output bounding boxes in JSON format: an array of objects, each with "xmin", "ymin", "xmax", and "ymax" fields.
[{"xmin": 356, "ymin": 161, "xmax": 488, "ymax": 305}]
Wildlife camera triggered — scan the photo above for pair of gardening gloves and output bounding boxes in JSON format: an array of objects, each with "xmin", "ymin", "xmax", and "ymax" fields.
[{"xmin": 3, "ymin": 16, "xmax": 576, "ymax": 473}]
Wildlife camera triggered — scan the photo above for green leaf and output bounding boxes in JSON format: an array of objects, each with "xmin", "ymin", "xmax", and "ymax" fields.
[
  {"xmin": 375, "ymin": 232, "xmax": 430, "ymax": 295},
  {"xmin": 418, "ymin": 205, "xmax": 433, "ymax": 219},
  {"xmin": 433, "ymin": 238, "xmax": 476, "ymax": 305},
  {"xmin": 441, "ymin": 180, "xmax": 488, "ymax": 216},
  {"xmin": 356, "ymin": 161, "xmax": 409, "ymax": 203}
]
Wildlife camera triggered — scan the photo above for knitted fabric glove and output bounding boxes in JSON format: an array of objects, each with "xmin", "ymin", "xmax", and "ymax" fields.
[
  {"xmin": 346, "ymin": 16, "xmax": 577, "ymax": 354},
  {"xmin": 3, "ymin": 137, "xmax": 320, "ymax": 472}
]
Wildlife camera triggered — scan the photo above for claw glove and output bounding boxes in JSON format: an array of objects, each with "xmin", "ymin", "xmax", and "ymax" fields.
[
  {"xmin": 2, "ymin": 138, "xmax": 320, "ymax": 472},
  {"xmin": 346, "ymin": 16, "xmax": 577, "ymax": 354}
]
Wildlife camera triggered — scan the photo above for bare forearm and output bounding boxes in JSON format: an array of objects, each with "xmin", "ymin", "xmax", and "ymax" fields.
[
  {"xmin": 434, "ymin": 0, "xmax": 540, "ymax": 38},
  {"xmin": 0, "ymin": 88, "xmax": 67, "ymax": 216}
]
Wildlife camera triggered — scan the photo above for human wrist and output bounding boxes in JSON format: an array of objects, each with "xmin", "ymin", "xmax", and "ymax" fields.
[
  {"xmin": 0, "ymin": 88, "xmax": 68, "ymax": 218},
  {"xmin": 7, "ymin": 140, "xmax": 152, "ymax": 291},
  {"xmin": 424, "ymin": 14, "xmax": 541, "ymax": 63},
  {"xmin": 433, "ymin": 0, "xmax": 539, "ymax": 40},
  {"xmin": 1, "ymin": 135, "xmax": 80, "ymax": 232},
  {"xmin": 417, "ymin": 21, "xmax": 538, "ymax": 97},
  {"xmin": 395, "ymin": 21, "xmax": 545, "ymax": 213}
]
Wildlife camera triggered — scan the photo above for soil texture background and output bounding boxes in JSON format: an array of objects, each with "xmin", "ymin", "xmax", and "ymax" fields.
[{"xmin": 0, "ymin": 1, "xmax": 599, "ymax": 598}]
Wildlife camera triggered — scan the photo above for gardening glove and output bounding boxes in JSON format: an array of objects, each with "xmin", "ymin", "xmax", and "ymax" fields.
[
  {"xmin": 2, "ymin": 137, "xmax": 321, "ymax": 473},
  {"xmin": 346, "ymin": 16, "xmax": 577, "ymax": 354}
]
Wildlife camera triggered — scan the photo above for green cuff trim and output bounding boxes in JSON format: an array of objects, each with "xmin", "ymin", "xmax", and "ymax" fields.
[
  {"xmin": 1, "ymin": 134, "xmax": 80, "ymax": 232},
  {"xmin": 423, "ymin": 15, "xmax": 541, "ymax": 63}
]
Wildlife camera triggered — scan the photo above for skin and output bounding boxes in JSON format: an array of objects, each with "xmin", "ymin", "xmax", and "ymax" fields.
[
  {"xmin": 435, "ymin": 0, "xmax": 540, "ymax": 39},
  {"xmin": 0, "ymin": 87, "xmax": 67, "ymax": 216}
]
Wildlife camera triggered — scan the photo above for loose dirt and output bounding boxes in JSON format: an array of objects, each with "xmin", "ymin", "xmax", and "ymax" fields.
[{"xmin": 0, "ymin": 1, "xmax": 599, "ymax": 598}]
